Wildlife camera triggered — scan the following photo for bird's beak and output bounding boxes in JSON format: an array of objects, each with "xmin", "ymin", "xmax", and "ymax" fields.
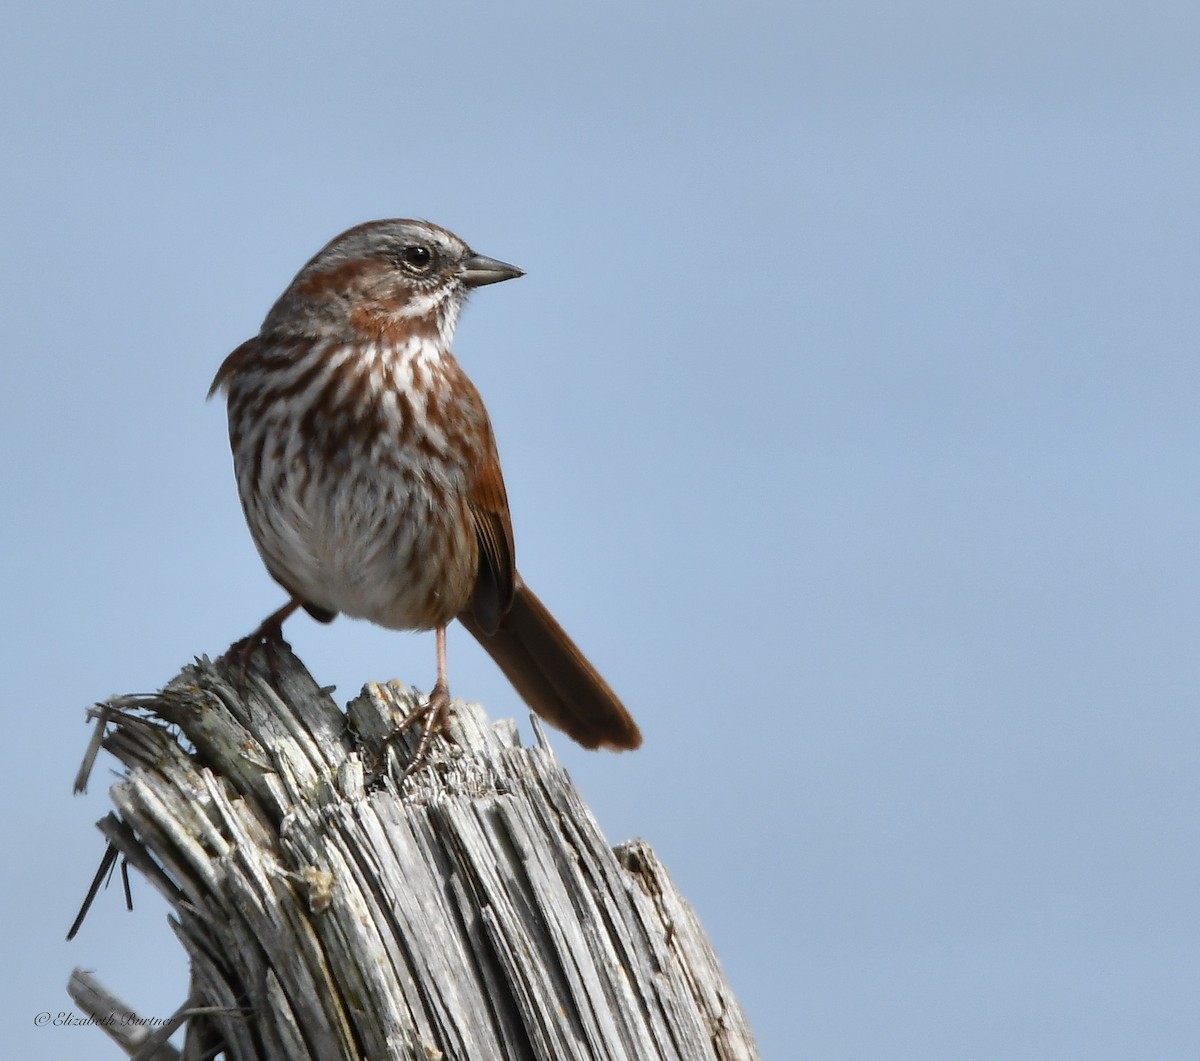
[{"xmin": 460, "ymin": 254, "xmax": 524, "ymax": 287}]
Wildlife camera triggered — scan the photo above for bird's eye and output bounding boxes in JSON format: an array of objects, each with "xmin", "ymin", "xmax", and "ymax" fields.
[{"xmin": 400, "ymin": 245, "xmax": 434, "ymax": 270}]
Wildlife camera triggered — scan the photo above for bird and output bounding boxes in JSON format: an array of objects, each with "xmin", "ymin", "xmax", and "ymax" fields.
[{"xmin": 208, "ymin": 219, "xmax": 642, "ymax": 764}]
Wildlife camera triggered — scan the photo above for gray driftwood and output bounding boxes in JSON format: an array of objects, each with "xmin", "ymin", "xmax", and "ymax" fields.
[{"xmin": 69, "ymin": 649, "xmax": 758, "ymax": 1060}]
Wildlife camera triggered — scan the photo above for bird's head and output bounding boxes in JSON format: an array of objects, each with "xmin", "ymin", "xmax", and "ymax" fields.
[{"xmin": 260, "ymin": 219, "xmax": 523, "ymax": 346}]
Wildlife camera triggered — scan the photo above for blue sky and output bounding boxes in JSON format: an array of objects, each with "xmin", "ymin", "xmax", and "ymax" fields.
[{"xmin": 4, "ymin": 3, "xmax": 1199, "ymax": 1058}]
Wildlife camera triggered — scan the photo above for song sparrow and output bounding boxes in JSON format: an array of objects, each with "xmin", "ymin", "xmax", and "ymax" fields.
[{"xmin": 209, "ymin": 219, "xmax": 641, "ymax": 758}]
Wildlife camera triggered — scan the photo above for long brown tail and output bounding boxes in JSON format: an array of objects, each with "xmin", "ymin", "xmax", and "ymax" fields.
[{"xmin": 458, "ymin": 578, "xmax": 642, "ymax": 750}]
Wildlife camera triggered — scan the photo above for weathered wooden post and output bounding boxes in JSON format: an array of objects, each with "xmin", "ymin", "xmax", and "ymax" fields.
[{"xmin": 69, "ymin": 649, "xmax": 758, "ymax": 1060}]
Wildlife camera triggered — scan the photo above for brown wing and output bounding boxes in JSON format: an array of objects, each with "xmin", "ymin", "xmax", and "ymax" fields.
[
  {"xmin": 467, "ymin": 423, "xmax": 516, "ymax": 636},
  {"xmin": 208, "ymin": 337, "xmax": 258, "ymax": 399},
  {"xmin": 457, "ymin": 412, "xmax": 640, "ymax": 750}
]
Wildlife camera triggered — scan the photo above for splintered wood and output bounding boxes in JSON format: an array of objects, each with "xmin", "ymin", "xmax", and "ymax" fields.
[{"xmin": 69, "ymin": 650, "xmax": 758, "ymax": 1060}]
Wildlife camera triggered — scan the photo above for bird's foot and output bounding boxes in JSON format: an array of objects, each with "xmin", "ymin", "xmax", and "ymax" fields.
[
  {"xmin": 385, "ymin": 681, "xmax": 455, "ymax": 783},
  {"xmin": 226, "ymin": 616, "xmax": 292, "ymax": 689}
]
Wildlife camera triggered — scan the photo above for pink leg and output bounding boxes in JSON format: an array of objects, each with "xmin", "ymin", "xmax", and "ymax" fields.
[
  {"xmin": 229, "ymin": 597, "xmax": 303, "ymax": 684},
  {"xmin": 393, "ymin": 625, "xmax": 453, "ymax": 781}
]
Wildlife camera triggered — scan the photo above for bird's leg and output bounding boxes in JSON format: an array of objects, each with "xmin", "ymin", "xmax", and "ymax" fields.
[
  {"xmin": 390, "ymin": 625, "xmax": 454, "ymax": 782},
  {"xmin": 228, "ymin": 597, "xmax": 303, "ymax": 685}
]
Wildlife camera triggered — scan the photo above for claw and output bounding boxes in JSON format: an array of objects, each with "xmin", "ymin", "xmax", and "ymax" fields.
[
  {"xmin": 385, "ymin": 681, "xmax": 453, "ymax": 782},
  {"xmin": 384, "ymin": 624, "xmax": 456, "ymax": 783},
  {"xmin": 224, "ymin": 598, "xmax": 303, "ymax": 688}
]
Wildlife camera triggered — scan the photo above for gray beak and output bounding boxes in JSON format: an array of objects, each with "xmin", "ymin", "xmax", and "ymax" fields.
[{"xmin": 460, "ymin": 253, "xmax": 524, "ymax": 287}]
